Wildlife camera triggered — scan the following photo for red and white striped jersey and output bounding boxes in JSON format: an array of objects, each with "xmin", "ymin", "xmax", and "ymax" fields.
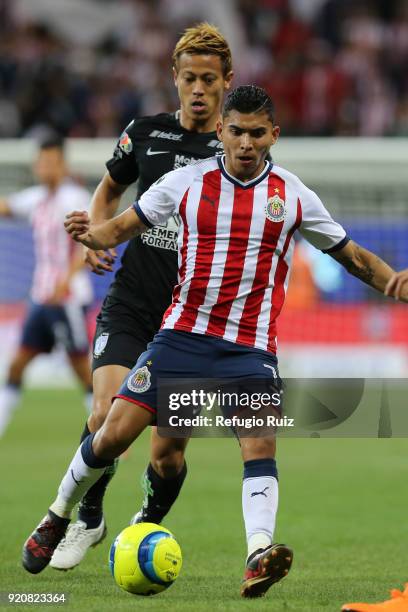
[
  {"xmin": 135, "ymin": 155, "xmax": 347, "ymax": 353},
  {"xmin": 8, "ymin": 180, "xmax": 92, "ymax": 305}
]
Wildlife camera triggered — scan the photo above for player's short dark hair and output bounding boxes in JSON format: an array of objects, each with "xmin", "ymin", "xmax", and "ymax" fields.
[
  {"xmin": 223, "ymin": 86, "xmax": 275, "ymax": 124},
  {"xmin": 38, "ymin": 135, "xmax": 65, "ymax": 152}
]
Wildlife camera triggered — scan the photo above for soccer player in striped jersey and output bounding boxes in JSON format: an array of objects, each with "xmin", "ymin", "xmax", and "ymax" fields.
[
  {"xmin": 23, "ymin": 86, "xmax": 408, "ymax": 597},
  {"xmin": 0, "ymin": 137, "xmax": 93, "ymax": 437}
]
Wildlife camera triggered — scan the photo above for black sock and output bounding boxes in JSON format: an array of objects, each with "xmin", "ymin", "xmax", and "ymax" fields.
[
  {"xmin": 80, "ymin": 421, "xmax": 91, "ymax": 443},
  {"xmin": 140, "ymin": 462, "xmax": 187, "ymax": 524},
  {"xmin": 78, "ymin": 458, "xmax": 118, "ymax": 529}
]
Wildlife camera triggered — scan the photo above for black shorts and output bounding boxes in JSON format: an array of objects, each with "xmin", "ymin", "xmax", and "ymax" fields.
[{"xmin": 92, "ymin": 319, "xmax": 149, "ymax": 371}]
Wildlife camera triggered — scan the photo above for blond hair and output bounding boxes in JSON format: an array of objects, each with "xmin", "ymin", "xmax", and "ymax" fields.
[{"xmin": 172, "ymin": 22, "xmax": 232, "ymax": 76}]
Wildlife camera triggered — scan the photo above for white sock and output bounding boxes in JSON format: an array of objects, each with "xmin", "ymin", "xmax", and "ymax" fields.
[
  {"xmin": 49, "ymin": 445, "xmax": 107, "ymax": 519},
  {"xmin": 0, "ymin": 384, "xmax": 21, "ymax": 437},
  {"xmin": 242, "ymin": 475, "xmax": 279, "ymax": 560}
]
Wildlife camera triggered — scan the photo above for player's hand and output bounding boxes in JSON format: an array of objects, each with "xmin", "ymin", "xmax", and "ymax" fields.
[
  {"xmin": 84, "ymin": 247, "xmax": 117, "ymax": 276},
  {"xmin": 384, "ymin": 269, "xmax": 408, "ymax": 302},
  {"xmin": 64, "ymin": 210, "xmax": 90, "ymax": 240}
]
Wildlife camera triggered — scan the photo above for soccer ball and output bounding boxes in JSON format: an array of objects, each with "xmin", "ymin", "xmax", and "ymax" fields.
[{"xmin": 109, "ymin": 523, "xmax": 182, "ymax": 596}]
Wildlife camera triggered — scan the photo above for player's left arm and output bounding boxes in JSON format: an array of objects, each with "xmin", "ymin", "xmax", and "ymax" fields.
[
  {"xmin": 384, "ymin": 268, "xmax": 408, "ymax": 301},
  {"xmin": 64, "ymin": 206, "xmax": 147, "ymax": 250},
  {"xmin": 329, "ymin": 240, "xmax": 408, "ymax": 302}
]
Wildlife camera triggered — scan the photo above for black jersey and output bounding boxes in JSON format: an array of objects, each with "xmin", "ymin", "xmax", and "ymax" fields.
[{"xmin": 103, "ymin": 112, "xmax": 223, "ymax": 340}]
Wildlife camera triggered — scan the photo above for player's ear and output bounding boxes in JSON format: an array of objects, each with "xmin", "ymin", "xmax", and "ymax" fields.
[
  {"xmin": 271, "ymin": 125, "xmax": 280, "ymax": 145},
  {"xmin": 172, "ymin": 66, "xmax": 178, "ymax": 86},
  {"xmin": 224, "ymin": 71, "xmax": 234, "ymax": 90},
  {"xmin": 216, "ymin": 118, "xmax": 223, "ymax": 140}
]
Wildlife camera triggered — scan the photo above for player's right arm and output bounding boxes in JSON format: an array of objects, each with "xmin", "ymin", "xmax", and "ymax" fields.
[
  {"xmin": 85, "ymin": 120, "xmax": 140, "ymax": 273},
  {"xmin": 84, "ymin": 173, "xmax": 128, "ymax": 274},
  {"xmin": 66, "ymin": 164, "xmax": 192, "ymax": 251},
  {"xmin": 65, "ymin": 206, "xmax": 148, "ymax": 250}
]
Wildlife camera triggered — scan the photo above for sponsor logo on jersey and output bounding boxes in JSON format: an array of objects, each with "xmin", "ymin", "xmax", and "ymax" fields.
[
  {"xmin": 127, "ymin": 366, "xmax": 151, "ymax": 393},
  {"xmin": 146, "ymin": 147, "xmax": 170, "ymax": 156},
  {"xmin": 265, "ymin": 195, "xmax": 286, "ymax": 223},
  {"xmin": 141, "ymin": 215, "xmax": 179, "ymax": 251},
  {"xmin": 207, "ymin": 139, "xmax": 224, "ymax": 149},
  {"xmin": 174, "ymin": 153, "xmax": 198, "ymax": 169},
  {"xmin": 119, "ymin": 131, "xmax": 133, "ymax": 154},
  {"xmin": 94, "ymin": 332, "xmax": 109, "ymax": 357},
  {"xmin": 150, "ymin": 130, "xmax": 183, "ymax": 141}
]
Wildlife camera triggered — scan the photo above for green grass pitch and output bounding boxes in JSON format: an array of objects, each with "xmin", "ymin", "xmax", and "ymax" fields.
[{"xmin": 0, "ymin": 388, "xmax": 407, "ymax": 611}]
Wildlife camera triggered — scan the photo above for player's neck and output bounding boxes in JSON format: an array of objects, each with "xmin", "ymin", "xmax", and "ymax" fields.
[
  {"xmin": 178, "ymin": 108, "xmax": 219, "ymax": 133},
  {"xmin": 44, "ymin": 176, "xmax": 65, "ymax": 193}
]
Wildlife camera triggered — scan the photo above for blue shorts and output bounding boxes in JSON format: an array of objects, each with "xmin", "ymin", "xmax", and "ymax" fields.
[
  {"xmin": 116, "ymin": 329, "xmax": 281, "ymax": 416},
  {"xmin": 21, "ymin": 302, "xmax": 89, "ymax": 355}
]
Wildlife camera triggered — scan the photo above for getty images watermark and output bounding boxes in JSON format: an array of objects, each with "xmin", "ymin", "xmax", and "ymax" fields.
[{"xmin": 157, "ymin": 378, "xmax": 295, "ymax": 437}]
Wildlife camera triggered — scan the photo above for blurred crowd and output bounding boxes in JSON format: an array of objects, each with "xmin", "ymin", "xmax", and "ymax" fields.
[{"xmin": 0, "ymin": 0, "xmax": 407, "ymax": 138}]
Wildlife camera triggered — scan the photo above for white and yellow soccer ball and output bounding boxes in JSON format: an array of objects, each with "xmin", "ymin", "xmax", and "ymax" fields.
[{"xmin": 109, "ymin": 523, "xmax": 182, "ymax": 596}]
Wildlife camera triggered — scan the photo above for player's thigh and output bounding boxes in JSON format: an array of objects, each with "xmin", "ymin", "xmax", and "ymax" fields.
[
  {"xmin": 150, "ymin": 427, "xmax": 189, "ymax": 475},
  {"xmin": 91, "ymin": 327, "xmax": 148, "ymax": 429},
  {"xmin": 215, "ymin": 344, "xmax": 281, "ymax": 461},
  {"xmin": 94, "ymin": 397, "xmax": 154, "ymax": 460},
  {"xmin": 90, "ymin": 364, "xmax": 130, "ymax": 430}
]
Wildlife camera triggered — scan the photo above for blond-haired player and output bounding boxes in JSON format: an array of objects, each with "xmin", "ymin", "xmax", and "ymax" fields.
[{"xmin": 49, "ymin": 23, "xmax": 233, "ymax": 571}]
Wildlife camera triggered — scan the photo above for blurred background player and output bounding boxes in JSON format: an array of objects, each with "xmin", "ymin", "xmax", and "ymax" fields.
[
  {"xmin": 49, "ymin": 23, "xmax": 233, "ymax": 571},
  {"xmin": 0, "ymin": 136, "xmax": 93, "ymax": 437}
]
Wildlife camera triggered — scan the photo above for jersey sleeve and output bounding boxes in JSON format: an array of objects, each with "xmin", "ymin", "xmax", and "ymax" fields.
[
  {"xmin": 106, "ymin": 120, "xmax": 139, "ymax": 185},
  {"xmin": 7, "ymin": 186, "xmax": 42, "ymax": 220},
  {"xmin": 134, "ymin": 166, "xmax": 192, "ymax": 228},
  {"xmin": 298, "ymin": 187, "xmax": 349, "ymax": 253}
]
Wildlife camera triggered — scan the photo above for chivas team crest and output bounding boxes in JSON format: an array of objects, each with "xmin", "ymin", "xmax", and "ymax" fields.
[
  {"xmin": 265, "ymin": 195, "xmax": 286, "ymax": 223},
  {"xmin": 127, "ymin": 366, "xmax": 151, "ymax": 393}
]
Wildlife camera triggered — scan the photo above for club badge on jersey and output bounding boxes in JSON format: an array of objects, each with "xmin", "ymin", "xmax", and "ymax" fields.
[
  {"xmin": 94, "ymin": 332, "xmax": 109, "ymax": 358},
  {"xmin": 127, "ymin": 366, "xmax": 151, "ymax": 393},
  {"xmin": 265, "ymin": 195, "xmax": 286, "ymax": 223}
]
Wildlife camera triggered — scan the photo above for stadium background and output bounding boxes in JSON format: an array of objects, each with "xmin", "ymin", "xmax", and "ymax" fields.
[{"xmin": 1, "ymin": 0, "xmax": 407, "ymax": 382}]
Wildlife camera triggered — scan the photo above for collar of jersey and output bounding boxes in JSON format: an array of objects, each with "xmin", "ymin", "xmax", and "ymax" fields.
[{"xmin": 217, "ymin": 155, "xmax": 272, "ymax": 189}]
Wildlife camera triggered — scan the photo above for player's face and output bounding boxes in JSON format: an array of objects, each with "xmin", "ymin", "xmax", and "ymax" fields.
[
  {"xmin": 217, "ymin": 110, "xmax": 280, "ymax": 182},
  {"xmin": 173, "ymin": 53, "xmax": 233, "ymax": 129},
  {"xmin": 33, "ymin": 148, "xmax": 67, "ymax": 187}
]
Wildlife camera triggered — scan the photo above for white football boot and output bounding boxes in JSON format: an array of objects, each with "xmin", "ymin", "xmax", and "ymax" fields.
[{"xmin": 50, "ymin": 518, "xmax": 107, "ymax": 570}]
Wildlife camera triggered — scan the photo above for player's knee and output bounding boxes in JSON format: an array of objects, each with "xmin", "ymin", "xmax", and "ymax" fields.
[
  {"xmin": 152, "ymin": 450, "xmax": 185, "ymax": 479},
  {"xmin": 89, "ymin": 396, "xmax": 112, "ymax": 431}
]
